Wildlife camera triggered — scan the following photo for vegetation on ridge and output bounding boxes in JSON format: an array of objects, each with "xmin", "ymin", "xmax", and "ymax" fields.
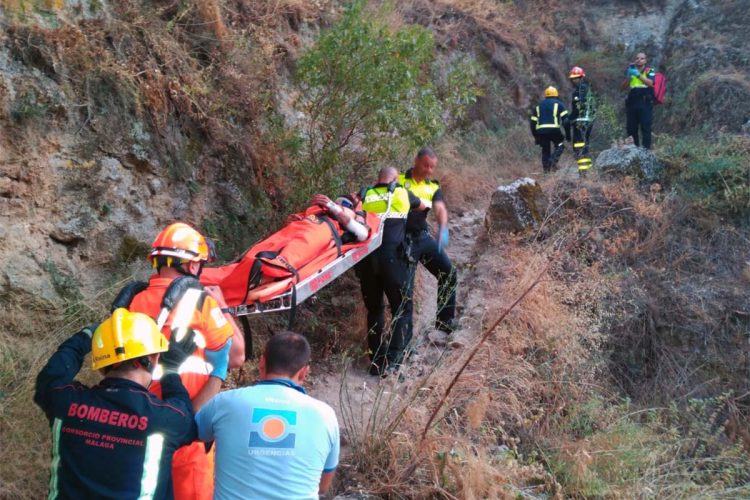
[{"xmin": 1, "ymin": 0, "xmax": 749, "ymax": 498}]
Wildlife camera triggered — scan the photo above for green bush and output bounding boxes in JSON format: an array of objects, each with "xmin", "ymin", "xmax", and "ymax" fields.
[
  {"xmin": 657, "ymin": 134, "xmax": 750, "ymax": 215},
  {"xmin": 588, "ymin": 98, "xmax": 622, "ymax": 152},
  {"xmin": 546, "ymin": 395, "xmax": 750, "ymax": 498},
  {"xmin": 289, "ymin": 0, "xmax": 479, "ymax": 203},
  {"xmin": 10, "ymin": 87, "xmax": 48, "ymax": 124}
]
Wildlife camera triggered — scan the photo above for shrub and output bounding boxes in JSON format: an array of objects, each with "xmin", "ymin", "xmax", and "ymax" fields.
[
  {"xmin": 657, "ymin": 134, "xmax": 750, "ymax": 216},
  {"xmin": 290, "ymin": 0, "xmax": 479, "ymax": 202}
]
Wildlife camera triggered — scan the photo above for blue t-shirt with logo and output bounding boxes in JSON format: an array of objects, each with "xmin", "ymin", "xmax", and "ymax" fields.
[{"xmin": 195, "ymin": 379, "xmax": 339, "ymax": 500}]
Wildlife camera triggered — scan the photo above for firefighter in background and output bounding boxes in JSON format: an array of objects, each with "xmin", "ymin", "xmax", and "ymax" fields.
[
  {"xmin": 568, "ymin": 66, "xmax": 596, "ymax": 176},
  {"xmin": 530, "ymin": 86, "xmax": 571, "ymax": 173},
  {"xmin": 118, "ymin": 222, "xmax": 245, "ymax": 500},
  {"xmin": 34, "ymin": 309, "xmax": 197, "ymax": 499}
]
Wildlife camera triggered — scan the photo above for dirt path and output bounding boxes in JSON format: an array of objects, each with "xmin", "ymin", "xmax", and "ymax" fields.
[{"xmin": 305, "ymin": 207, "xmax": 487, "ymax": 440}]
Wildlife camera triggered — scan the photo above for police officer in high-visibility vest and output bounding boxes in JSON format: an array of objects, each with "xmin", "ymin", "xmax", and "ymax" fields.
[
  {"xmin": 357, "ymin": 166, "xmax": 423, "ymax": 376},
  {"xmin": 530, "ymin": 86, "xmax": 571, "ymax": 173},
  {"xmin": 568, "ymin": 66, "xmax": 596, "ymax": 175},
  {"xmin": 621, "ymin": 52, "xmax": 656, "ymax": 149},
  {"xmin": 399, "ymin": 148, "xmax": 457, "ymax": 334}
]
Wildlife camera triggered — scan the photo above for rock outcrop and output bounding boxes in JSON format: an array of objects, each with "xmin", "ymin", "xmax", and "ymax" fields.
[
  {"xmin": 485, "ymin": 178, "xmax": 547, "ymax": 233},
  {"xmin": 595, "ymin": 145, "xmax": 661, "ymax": 181}
]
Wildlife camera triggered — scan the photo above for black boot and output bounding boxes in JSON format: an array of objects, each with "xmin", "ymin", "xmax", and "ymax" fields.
[{"xmin": 551, "ymin": 143, "xmax": 565, "ymax": 170}]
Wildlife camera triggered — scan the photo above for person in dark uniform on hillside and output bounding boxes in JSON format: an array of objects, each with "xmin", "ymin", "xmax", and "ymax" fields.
[
  {"xmin": 357, "ymin": 166, "xmax": 423, "ymax": 376},
  {"xmin": 568, "ymin": 66, "xmax": 596, "ymax": 175},
  {"xmin": 621, "ymin": 52, "xmax": 656, "ymax": 149},
  {"xmin": 530, "ymin": 86, "xmax": 571, "ymax": 173},
  {"xmin": 399, "ymin": 148, "xmax": 457, "ymax": 334},
  {"xmin": 34, "ymin": 308, "xmax": 197, "ymax": 499}
]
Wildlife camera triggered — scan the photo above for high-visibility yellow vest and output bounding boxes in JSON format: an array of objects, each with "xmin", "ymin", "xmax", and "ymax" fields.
[
  {"xmin": 362, "ymin": 185, "xmax": 410, "ymax": 219},
  {"xmin": 398, "ymin": 172, "xmax": 440, "ymax": 209},
  {"xmin": 629, "ymin": 68, "xmax": 652, "ymax": 89}
]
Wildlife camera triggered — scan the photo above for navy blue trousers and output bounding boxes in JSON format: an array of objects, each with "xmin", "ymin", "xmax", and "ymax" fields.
[
  {"xmin": 406, "ymin": 230, "xmax": 457, "ymax": 331},
  {"xmin": 356, "ymin": 244, "xmax": 413, "ymax": 372},
  {"xmin": 626, "ymin": 95, "xmax": 653, "ymax": 149}
]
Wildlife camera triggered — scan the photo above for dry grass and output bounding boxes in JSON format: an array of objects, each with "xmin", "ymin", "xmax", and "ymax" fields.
[
  {"xmin": 334, "ymin": 200, "xmax": 606, "ymax": 496},
  {"xmin": 436, "ymin": 125, "xmax": 536, "ymax": 211},
  {"xmin": 0, "ymin": 281, "xmax": 122, "ymax": 498},
  {"xmin": 335, "ymin": 163, "xmax": 750, "ymax": 497}
]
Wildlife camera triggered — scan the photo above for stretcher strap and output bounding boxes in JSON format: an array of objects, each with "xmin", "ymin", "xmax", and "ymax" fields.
[
  {"xmin": 288, "ymin": 285, "xmax": 297, "ymax": 330},
  {"xmin": 244, "ymin": 250, "xmax": 300, "ymax": 303},
  {"xmin": 240, "ymin": 315, "xmax": 253, "ymax": 360},
  {"xmin": 318, "ymin": 215, "xmax": 343, "ymax": 257}
]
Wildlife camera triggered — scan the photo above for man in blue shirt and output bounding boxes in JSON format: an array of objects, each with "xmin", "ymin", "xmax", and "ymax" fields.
[{"xmin": 195, "ymin": 331, "xmax": 339, "ymax": 499}]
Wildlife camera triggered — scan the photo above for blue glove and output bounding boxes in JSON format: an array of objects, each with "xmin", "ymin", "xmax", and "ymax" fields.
[
  {"xmin": 627, "ymin": 66, "xmax": 639, "ymax": 78},
  {"xmin": 204, "ymin": 338, "xmax": 233, "ymax": 381},
  {"xmin": 437, "ymin": 226, "xmax": 449, "ymax": 253}
]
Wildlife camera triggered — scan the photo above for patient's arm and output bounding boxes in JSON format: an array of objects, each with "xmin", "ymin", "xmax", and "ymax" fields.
[{"xmin": 311, "ymin": 194, "xmax": 369, "ymax": 241}]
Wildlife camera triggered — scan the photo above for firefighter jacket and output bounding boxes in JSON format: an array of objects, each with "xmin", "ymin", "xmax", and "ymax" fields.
[
  {"xmin": 530, "ymin": 97, "xmax": 570, "ymax": 138},
  {"xmin": 34, "ymin": 329, "xmax": 196, "ymax": 500},
  {"xmin": 361, "ymin": 183, "xmax": 420, "ymax": 246},
  {"xmin": 399, "ymin": 169, "xmax": 444, "ymax": 234},
  {"xmin": 570, "ymin": 81, "xmax": 595, "ymax": 123}
]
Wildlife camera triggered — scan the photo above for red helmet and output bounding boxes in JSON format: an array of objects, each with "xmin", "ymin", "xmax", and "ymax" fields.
[
  {"xmin": 149, "ymin": 222, "xmax": 212, "ymax": 263},
  {"xmin": 569, "ymin": 66, "xmax": 585, "ymax": 79}
]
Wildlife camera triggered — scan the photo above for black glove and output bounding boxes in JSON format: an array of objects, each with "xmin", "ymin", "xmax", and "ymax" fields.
[
  {"xmin": 76, "ymin": 323, "xmax": 100, "ymax": 354},
  {"xmin": 80, "ymin": 323, "xmax": 100, "ymax": 339},
  {"xmin": 160, "ymin": 330, "xmax": 197, "ymax": 375}
]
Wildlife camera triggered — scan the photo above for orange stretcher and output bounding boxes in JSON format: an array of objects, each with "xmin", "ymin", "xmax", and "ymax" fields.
[{"xmin": 200, "ymin": 210, "xmax": 383, "ymax": 318}]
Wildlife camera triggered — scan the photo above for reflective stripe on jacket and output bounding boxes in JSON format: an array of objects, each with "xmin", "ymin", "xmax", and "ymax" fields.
[
  {"xmin": 530, "ymin": 98, "xmax": 569, "ymax": 131},
  {"xmin": 362, "ymin": 185, "xmax": 412, "ymax": 218},
  {"xmin": 34, "ymin": 330, "xmax": 196, "ymax": 500},
  {"xmin": 362, "ymin": 184, "xmax": 419, "ymax": 245}
]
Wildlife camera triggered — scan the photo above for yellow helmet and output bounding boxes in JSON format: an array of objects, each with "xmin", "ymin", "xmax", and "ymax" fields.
[
  {"xmin": 544, "ymin": 86, "xmax": 559, "ymax": 98},
  {"xmin": 92, "ymin": 308, "xmax": 168, "ymax": 370}
]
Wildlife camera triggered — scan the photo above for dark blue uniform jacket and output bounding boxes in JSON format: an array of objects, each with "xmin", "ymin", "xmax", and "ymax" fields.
[{"xmin": 34, "ymin": 330, "xmax": 196, "ymax": 499}]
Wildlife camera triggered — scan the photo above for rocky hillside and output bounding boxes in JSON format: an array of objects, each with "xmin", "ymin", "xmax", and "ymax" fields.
[
  {"xmin": 2, "ymin": 0, "xmax": 746, "ymax": 306},
  {"xmin": 1, "ymin": 0, "xmax": 749, "ymax": 497}
]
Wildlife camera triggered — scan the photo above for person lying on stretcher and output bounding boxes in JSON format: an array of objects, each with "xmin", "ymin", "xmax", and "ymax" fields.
[
  {"xmin": 199, "ymin": 193, "xmax": 373, "ymax": 306},
  {"xmin": 298, "ymin": 193, "xmax": 369, "ymax": 242}
]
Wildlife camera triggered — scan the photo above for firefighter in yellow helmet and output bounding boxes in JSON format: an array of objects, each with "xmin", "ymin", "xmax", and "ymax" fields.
[
  {"xmin": 530, "ymin": 86, "xmax": 571, "ymax": 172},
  {"xmin": 34, "ymin": 309, "xmax": 197, "ymax": 499},
  {"xmin": 112, "ymin": 221, "xmax": 245, "ymax": 500}
]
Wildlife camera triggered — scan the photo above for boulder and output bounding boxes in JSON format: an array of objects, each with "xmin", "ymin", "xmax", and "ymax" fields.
[
  {"xmin": 595, "ymin": 144, "xmax": 661, "ymax": 181},
  {"xmin": 485, "ymin": 178, "xmax": 547, "ymax": 233},
  {"xmin": 49, "ymin": 211, "xmax": 96, "ymax": 245}
]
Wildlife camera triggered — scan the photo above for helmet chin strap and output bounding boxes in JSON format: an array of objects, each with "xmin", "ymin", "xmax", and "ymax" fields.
[
  {"xmin": 135, "ymin": 356, "xmax": 154, "ymax": 374},
  {"xmin": 175, "ymin": 261, "xmax": 204, "ymax": 278}
]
